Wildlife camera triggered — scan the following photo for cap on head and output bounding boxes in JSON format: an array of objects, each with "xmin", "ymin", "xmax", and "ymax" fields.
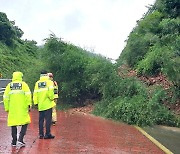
[{"xmin": 41, "ymin": 70, "xmax": 47, "ymax": 75}]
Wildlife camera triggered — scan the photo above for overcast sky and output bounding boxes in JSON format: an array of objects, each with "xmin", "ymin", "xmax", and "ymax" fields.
[{"xmin": 1, "ymin": 0, "xmax": 155, "ymax": 59}]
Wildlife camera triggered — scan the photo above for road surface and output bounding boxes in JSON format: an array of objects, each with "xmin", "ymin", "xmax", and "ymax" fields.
[{"xmin": 0, "ymin": 105, "xmax": 165, "ymax": 154}]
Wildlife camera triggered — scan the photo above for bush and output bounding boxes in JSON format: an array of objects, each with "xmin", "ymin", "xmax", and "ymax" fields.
[
  {"xmin": 43, "ymin": 35, "xmax": 115, "ymax": 105},
  {"xmin": 93, "ymin": 83, "xmax": 179, "ymax": 127},
  {"xmin": 102, "ymin": 76, "xmax": 147, "ymax": 99}
]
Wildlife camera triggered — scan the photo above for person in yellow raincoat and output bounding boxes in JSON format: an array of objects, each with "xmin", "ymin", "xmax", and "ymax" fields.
[
  {"xmin": 3, "ymin": 72, "xmax": 32, "ymax": 147},
  {"xmin": 33, "ymin": 70, "xmax": 55, "ymax": 139},
  {"xmin": 47, "ymin": 73, "xmax": 58, "ymax": 126}
]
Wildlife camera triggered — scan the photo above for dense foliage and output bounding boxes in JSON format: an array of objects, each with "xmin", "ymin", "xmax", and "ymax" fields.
[
  {"xmin": 93, "ymin": 78, "xmax": 179, "ymax": 127},
  {"xmin": 95, "ymin": 0, "xmax": 180, "ymax": 126},
  {"xmin": 42, "ymin": 34, "xmax": 113, "ymax": 105},
  {"xmin": 0, "ymin": 12, "xmax": 23, "ymax": 46},
  {"xmin": 117, "ymin": 0, "xmax": 180, "ymax": 87},
  {"xmin": 0, "ymin": 12, "xmax": 42, "ymax": 90}
]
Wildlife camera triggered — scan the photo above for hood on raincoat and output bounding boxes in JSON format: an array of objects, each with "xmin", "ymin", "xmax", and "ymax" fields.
[{"xmin": 12, "ymin": 72, "xmax": 23, "ymax": 81}]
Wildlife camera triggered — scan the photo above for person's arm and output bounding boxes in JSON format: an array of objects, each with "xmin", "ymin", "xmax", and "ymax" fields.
[
  {"xmin": 3, "ymin": 83, "xmax": 10, "ymax": 112},
  {"xmin": 33, "ymin": 82, "xmax": 38, "ymax": 105},
  {"xmin": 48, "ymin": 80, "xmax": 54, "ymax": 101},
  {"xmin": 56, "ymin": 81, "xmax": 59, "ymax": 94},
  {"xmin": 24, "ymin": 82, "xmax": 32, "ymax": 110}
]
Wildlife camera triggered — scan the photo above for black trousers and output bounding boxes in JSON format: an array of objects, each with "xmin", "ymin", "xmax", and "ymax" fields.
[
  {"xmin": 39, "ymin": 108, "xmax": 52, "ymax": 136},
  {"xmin": 11, "ymin": 124, "xmax": 28, "ymax": 142}
]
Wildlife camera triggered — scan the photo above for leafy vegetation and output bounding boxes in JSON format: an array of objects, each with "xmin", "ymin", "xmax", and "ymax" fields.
[
  {"xmin": 0, "ymin": 12, "xmax": 41, "ymax": 90},
  {"xmin": 93, "ymin": 83, "xmax": 179, "ymax": 127},
  {"xmin": 42, "ymin": 34, "xmax": 113, "ymax": 105},
  {"xmin": 96, "ymin": 0, "xmax": 180, "ymax": 126},
  {"xmin": 117, "ymin": 0, "xmax": 180, "ymax": 87}
]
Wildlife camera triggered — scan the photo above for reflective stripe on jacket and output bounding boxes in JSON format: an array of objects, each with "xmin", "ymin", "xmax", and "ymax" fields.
[
  {"xmin": 3, "ymin": 72, "xmax": 32, "ymax": 126},
  {"xmin": 33, "ymin": 75, "xmax": 55, "ymax": 111},
  {"xmin": 53, "ymin": 81, "xmax": 58, "ymax": 99}
]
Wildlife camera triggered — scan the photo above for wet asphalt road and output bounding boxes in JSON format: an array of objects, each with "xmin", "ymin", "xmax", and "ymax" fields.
[
  {"xmin": 144, "ymin": 126, "xmax": 180, "ymax": 154},
  {"xmin": 0, "ymin": 105, "xmax": 165, "ymax": 154}
]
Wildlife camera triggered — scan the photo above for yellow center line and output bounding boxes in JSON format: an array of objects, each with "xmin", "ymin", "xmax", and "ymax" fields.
[{"xmin": 135, "ymin": 126, "xmax": 173, "ymax": 154}]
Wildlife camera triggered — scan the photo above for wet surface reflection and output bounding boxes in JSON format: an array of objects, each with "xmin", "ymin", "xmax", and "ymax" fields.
[{"xmin": 0, "ymin": 105, "xmax": 164, "ymax": 153}]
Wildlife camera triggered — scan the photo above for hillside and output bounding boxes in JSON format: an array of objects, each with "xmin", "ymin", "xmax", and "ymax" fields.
[
  {"xmin": 0, "ymin": 12, "xmax": 43, "ymax": 89},
  {"xmin": 118, "ymin": 65, "xmax": 180, "ymax": 115},
  {"xmin": 116, "ymin": 0, "xmax": 180, "ymax": 115},
  {"xmin": 93, "ymin": 0, "xmax": 179, "ymax": 127}
]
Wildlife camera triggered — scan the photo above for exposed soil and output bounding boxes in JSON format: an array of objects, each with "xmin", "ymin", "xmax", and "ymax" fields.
[
  {"xmin": 67, "ymin": 104, "xmax": 94, "ymax": 115},
  {"xmin": 118, "ymin": 64, "xmax": 180, "ymax": 115}
]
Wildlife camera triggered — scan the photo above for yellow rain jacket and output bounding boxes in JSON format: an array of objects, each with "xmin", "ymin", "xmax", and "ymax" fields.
[
  {"xmin": 33, "ymin": 75, "xmax": 55, "ymax": 111},
  {"xmin": 3, "ymin": 72, "xmax": 32, "ymax": 126}
]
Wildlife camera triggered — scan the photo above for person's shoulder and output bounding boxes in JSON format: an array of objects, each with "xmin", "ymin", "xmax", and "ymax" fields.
[
  {"xmin": 6, "ymin": 82, "xmax": 11, "ymax": 88},
  {"xmin": 22, "ymin": 81, "xmax": 30, "ymax": 86},
  {"xmin": 36, "ymin": 78, "xmax": 41, "ymax": 82},
  {"xmin": 22, "ymin": 81, "xmax": 27, "ymax": 84},
  {"xmin": 46, "ymin": 79, "xmax": 53, "ymax": 84}
]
